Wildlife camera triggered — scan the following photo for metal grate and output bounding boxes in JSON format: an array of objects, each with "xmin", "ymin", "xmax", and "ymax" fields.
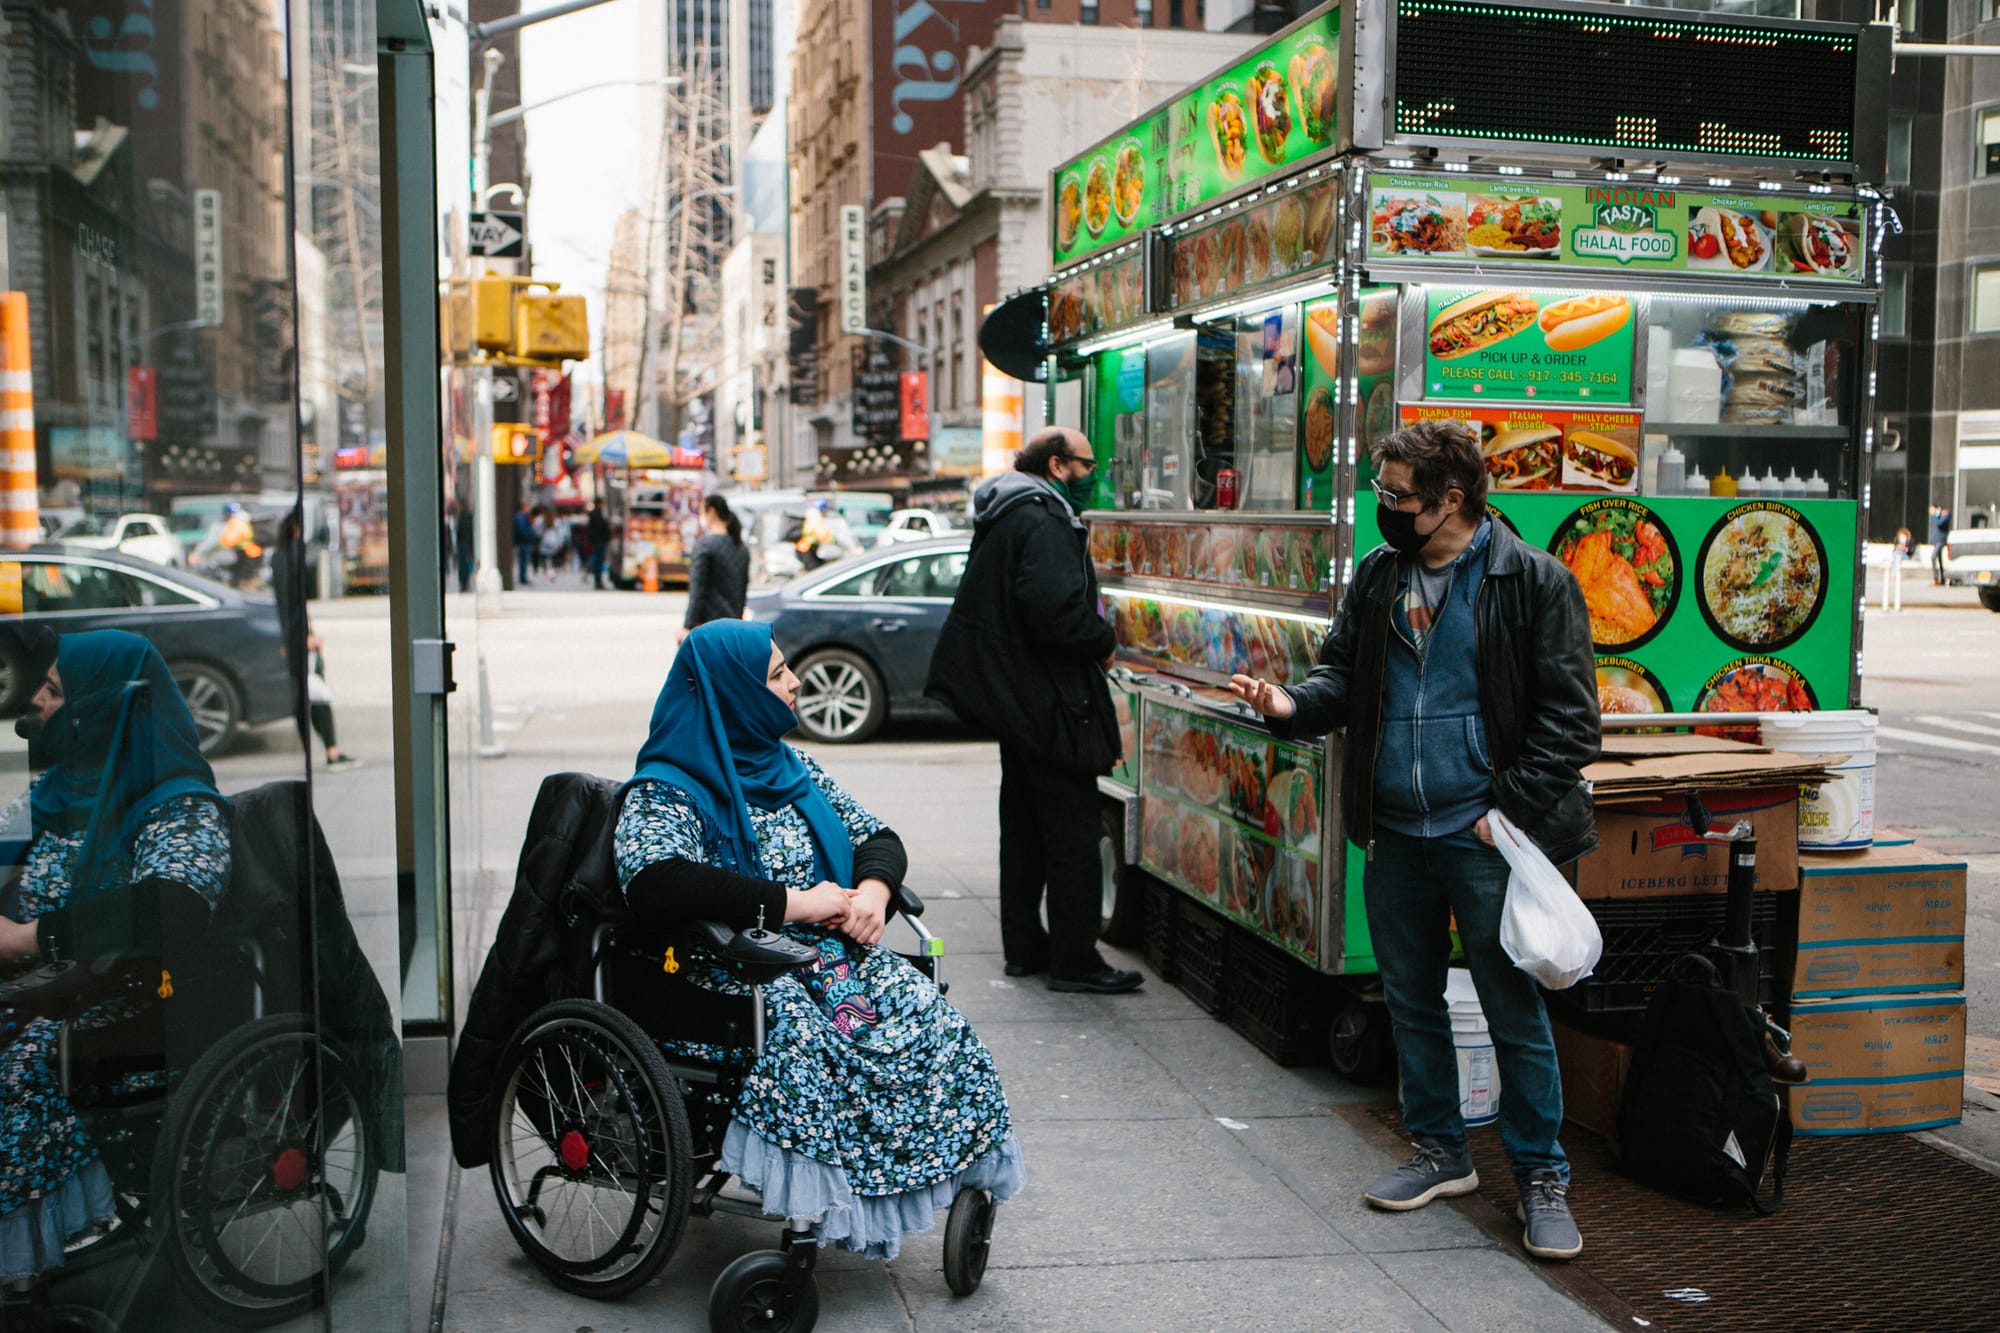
[{"xmin": 1362, "ymin": 1105, "xmax": 2000, "ymax": 1331}]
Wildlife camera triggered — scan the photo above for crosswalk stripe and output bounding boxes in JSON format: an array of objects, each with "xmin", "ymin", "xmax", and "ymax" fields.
[
  {"xmin": 1876, "ymin": 725, "xmax": 2000, "ymax": 757},
  {"xmin": 1916, "ymin": 714, "xmax": 2000, "ymax": 740}
]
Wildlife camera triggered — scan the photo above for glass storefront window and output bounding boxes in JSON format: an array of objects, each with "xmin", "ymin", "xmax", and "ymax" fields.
[{"xmin": 0, "ymin": 0, "xmax": 412, "ymax": 1325}]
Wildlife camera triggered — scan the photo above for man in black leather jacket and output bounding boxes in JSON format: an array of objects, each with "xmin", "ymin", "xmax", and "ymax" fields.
[{"xmin": 1231, "ymin": 418, "xmax": 1598, "ymax": 1262}]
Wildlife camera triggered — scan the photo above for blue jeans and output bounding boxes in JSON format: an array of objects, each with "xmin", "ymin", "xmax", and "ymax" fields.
[
  {"xmin": 515, "ymin": 544, "xmax": 531, "ymax": 586},
  {"xmin": 1364, "ymin": 824, "xmax": 1567, "ymax": 1186}
]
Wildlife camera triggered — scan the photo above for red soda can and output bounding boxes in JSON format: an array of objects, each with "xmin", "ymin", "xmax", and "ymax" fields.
[{"xmin": 1216, "ymin": 468, "xmax": 1239, "ymax": 509}]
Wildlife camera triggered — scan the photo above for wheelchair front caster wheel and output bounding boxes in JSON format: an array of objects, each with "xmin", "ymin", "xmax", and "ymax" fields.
[
  {"xmin": 942, "ymin": 1186, "xmax": 996, "ymax": 1297},
  {"xmin": 708, "ymin": 1250, "xmax": 820, "ymax": 1333}
]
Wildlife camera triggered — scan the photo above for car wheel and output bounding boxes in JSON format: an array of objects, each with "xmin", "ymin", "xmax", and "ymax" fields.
[
  {"xmin": 792, "ymin": 649, "xmax": 885, "ymax": 744},
  {"xmin": 1979, "ymin": 586, "xmax": 2000, "ymax": 613},
  {"xmin": 171, "ymin": 662, "xmax": 243, "ymax": 756}
]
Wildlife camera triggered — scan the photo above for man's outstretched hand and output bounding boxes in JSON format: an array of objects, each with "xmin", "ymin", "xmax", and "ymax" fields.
[{"xmin": 1227, "ymin": 675, "xmax": 1295, "ymax": 719}]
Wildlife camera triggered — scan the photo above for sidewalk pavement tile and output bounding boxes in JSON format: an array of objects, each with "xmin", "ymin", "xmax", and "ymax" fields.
[
  {"xmin": 950, "ymin": 948, "xmax": 1206, "ymax": 1027},
  {"xmin": 897, "ymin": 1254, "xmax": 1450, "ymax": 1332},
  {"xmin": 1373, "ymin": 1248, "xmax": 1613, "ymax": 1333},
  {"xmin": 1232, "ymin": 1114, "xmax": 1507, "ymax": 1256},
  {"xmin": 898, "ymin": 893, "xmax": 1000, "ymax": 951},
  {"xmin": 977, "ymin": 1021, "xmax": 1209, "ymax": 1122},
  {"xmin": 993, "ymin": 1117, "xmax": 1354, "ymax": 1266},
  {"xmin": 1121, "ymin": 1017, "xmax": 1375, "ymax": 1119}
]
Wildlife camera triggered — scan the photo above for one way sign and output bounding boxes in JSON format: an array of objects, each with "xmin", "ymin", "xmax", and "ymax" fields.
[{"xmin": 469, "ymin": 210, "xmax": 525, "ymax": 259}]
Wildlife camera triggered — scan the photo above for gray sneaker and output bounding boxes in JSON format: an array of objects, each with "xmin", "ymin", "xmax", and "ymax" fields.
[
  {"xmin": 1363, "ymin": 1140, "xmax": 1480, "ymax": 1211},
  {"xmin": 1516, "ymin": 1170, "xmax": 1583, "ymax": 1260}
]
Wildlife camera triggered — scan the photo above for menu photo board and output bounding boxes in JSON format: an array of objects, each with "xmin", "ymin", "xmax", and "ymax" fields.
[
  {"xmin": 1400, "ymin": 403, "xmax": 1643, "ymax": 495},
  {"xmin": 1369, "ymin": 175, "xmax": 1866, "ymax": 282},
  {"xmin": 1051, "ymin": 6, "xmax": 1341, "ymax": 268},
  {"xmin": 1166, "ymin": 176, "xmax": 1338, "ymax": 310},
  {"xmin": 1422, "ymin": 287, "xmax": 1637, "ymax": 404},
  {"xmin": 1049, "ymin": 248, "xmax": 1149, "ymax": 347}
]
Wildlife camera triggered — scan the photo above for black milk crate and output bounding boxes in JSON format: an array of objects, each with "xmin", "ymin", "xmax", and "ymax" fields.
[
  {"xmin": 1143, "ymin": 877, "xmax": 1180, "ymax": 984},
  {"xmin": 1173, "ymin": 894, "xmax": 1232, "ymax": 1017},
  {"xmin": 1225, "ymin": 930, "xmax": 1335, "ymax": 1066},
  {"xmin": 1546, "ymin": 891, "xmax": 1791, "ymax": 1018}
]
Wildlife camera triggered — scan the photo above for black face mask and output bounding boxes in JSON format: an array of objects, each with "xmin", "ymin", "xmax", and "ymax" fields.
[{"xmin": 1377, "ymin": 501, "xmax": 1445, "ymax": 555}]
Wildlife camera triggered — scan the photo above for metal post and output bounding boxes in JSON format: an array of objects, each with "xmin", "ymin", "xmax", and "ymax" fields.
[
  {"xmin": 472, "ymin": 50, "xmax": 506, "ymax": 615},
  {"xmin": 476, "ymin": 651, "xmax": 506, "ymax": 758}
]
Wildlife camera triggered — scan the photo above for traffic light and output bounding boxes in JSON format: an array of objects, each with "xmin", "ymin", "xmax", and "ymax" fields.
[
  {"xmin": 516, "ymin": 292, "xmax": 589, "ymax": 362},
  {"xmin": 473, "ymin": 275, "xmax": 515, "ymax": 351},
  {"xmin": 491, "ymin": 423, "xmax": 538, "ymax": 464}
]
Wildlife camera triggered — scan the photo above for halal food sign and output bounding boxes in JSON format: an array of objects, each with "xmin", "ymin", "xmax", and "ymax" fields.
[{"xmin": 1571, "ymin": 189, "xmax": 1680, "ymax": 266}]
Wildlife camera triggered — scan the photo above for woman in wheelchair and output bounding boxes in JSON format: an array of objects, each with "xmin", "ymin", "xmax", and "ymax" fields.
[
  {"xmin": 615, "ymin": 620, "xmax": 1023, "ymax": 1261},
  {"xmin": 0, "ymin": 630, "xmax": 229, "ymax": 1289}
]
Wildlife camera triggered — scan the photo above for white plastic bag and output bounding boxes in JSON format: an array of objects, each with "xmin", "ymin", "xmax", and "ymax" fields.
[{"xmin": 1490, "ymin": 809, "xmax": 1602, "ymax": 990}]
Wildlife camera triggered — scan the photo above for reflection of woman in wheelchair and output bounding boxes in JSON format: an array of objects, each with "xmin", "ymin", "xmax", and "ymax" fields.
[
  {"xmin": 0, "ymin": 629, "xmax": 386, "ymax": 1329},
  {"xmin": 471, "ymin": 621, "xmax": 1021, "ymax": 1330},
  {"xmin": 0, "ymin": 631, "xmax": 230, "ymax": 1297}
]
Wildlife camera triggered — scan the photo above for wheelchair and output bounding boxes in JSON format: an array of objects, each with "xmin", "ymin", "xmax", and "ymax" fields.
[{"xmin": 481, "ymin": 884, "xmax": 1000, "ymax": 1333}]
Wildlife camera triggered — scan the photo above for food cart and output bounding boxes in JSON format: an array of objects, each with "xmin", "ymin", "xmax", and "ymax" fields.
[
  {"xmin": 578, "ymin": 430, "xmax": 710, "ymax": 589},
  {"xmin": 994, "ymin": 0, "xmax": 1891, "ymax": 1076}
]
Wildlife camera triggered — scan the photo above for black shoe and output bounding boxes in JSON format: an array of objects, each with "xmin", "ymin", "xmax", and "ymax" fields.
[
  {"xmin": 1048, "ymin": 966, "xmax": 1143, "ymax": 994},
  {"xmin": 1003, "ymin": 962, "xmax": 1046, "ymax": 979}
]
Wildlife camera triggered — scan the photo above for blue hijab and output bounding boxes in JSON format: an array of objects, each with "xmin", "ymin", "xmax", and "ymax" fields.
[
  {"xmin": 30, "ymin": 630, "xmax": 222, "ymax": 900},
  {"xmin": 627, "ymin": 620, "xmax": 854, "ymax": 885}
]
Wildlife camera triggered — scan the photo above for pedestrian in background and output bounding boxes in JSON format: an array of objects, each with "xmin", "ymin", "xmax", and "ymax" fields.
[
  {"xmin": 1230, "ymin": 418, "xmax": 1598, "ymax": 1262},
  {"xmin": 512, "ymin": 500, "xmax": 535, "ymax": 587},
  {"xmin": 588, "ymin": 499, "xmax": 613, "ymax": 590},
  {"xmin": 926, "ymin": 426, "xmax": 1139, "ymax": 996},
  {"xmin": 455, "ymin": 501, "xmax": 475, "ymax": 593},
  {"xmin": 678, "ymin": 495, "xmax": 750, "ymax": 643},
  {"xmin": 537, "ymin": 506, "xmax": 569, "ymax": 575},
  {"xmin": 305, "ymin": 630, "xmax": 360, "ymax": 770},
  {"xmin": 1930, "ymin": 503, "xmax": 1952, "ymax": 584},
  {"xmin": 1883, "ymin": 527, "xmax": 1911, "ymax": 613}
]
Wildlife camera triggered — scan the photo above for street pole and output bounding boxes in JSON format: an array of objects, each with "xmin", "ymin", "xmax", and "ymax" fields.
[{"xmin": 471, "ymin": 48, "xmax": 506, "ymax": 613}]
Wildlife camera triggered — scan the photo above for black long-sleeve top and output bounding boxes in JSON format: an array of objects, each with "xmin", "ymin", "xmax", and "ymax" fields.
[{"xmin": 624, "ymin": 827, "xmax": 908, "ymax": 934}]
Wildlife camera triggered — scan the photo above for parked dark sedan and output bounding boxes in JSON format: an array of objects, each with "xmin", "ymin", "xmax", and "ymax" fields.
[
  {"xmin": 745, "ymin": 535, "xmax": 972, "ymax": 743},
  {"xmin": 0, "ymin": 545, "xmax": 292, "ymax": 754}
]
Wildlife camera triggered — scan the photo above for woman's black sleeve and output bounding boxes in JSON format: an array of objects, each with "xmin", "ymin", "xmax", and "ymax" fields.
[
  {"xmin": 37, "ymin": 876, "xmax": 211, "ymax": 963},
  {"xmin": 683, "ymin": 541, "xmax": 711, "ymax": 629},
  {"xmin": 851, "ymin": 829, "xmax": 907, "ymax": 897},
  {"xmin": 625, "ymin": 857, "xmax": 789, "ymax": 933}
]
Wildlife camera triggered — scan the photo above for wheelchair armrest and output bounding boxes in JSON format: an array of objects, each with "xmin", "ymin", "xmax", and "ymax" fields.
[
  {"xmin": 889, "ymin": 883, "xmax": 924, "ymax": 919},
  {"xmin": 674, "ymin": 920, "xmax": 819, "ymax": 986},
  {"xmin": 0, "ymin": 957, "xmax": 148, "ymax": 1021}
]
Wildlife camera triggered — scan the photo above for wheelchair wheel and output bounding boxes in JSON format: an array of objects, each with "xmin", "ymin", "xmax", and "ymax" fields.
[
  {"xmin": 150, "ymin": 1014, "xmax": 380, "ymax": 1326},
  {"xmin": 488, "ymin": 1000, "xmax": 692, "ymax": 1299},
  {"xmin": 708, "ymin": 1250, "xmax": 820, "ymax": 1333},
  {"xmin": 941, "ymin": 1186, "xmax": 996, "ymax": 1297}
]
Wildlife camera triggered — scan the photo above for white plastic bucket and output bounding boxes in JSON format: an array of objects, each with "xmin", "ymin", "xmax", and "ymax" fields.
[
  {"xmin": 1445, "ymin": 969, "xmax": 1500, "ymax": 1127},
  {"xmin": 1760, "ymin": 710, "xmax": 1878, "ymax": 851}
]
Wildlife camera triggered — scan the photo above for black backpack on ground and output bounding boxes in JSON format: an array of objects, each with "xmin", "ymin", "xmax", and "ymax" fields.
[{"xmin": 1613, "ymin": 956, "xmax": 1790, "ymax": 1213}]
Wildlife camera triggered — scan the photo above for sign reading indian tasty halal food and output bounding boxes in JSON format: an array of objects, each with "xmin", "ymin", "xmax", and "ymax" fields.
[
  {"xmin": 1369, "ymin": 176, "xmax": 1866, "ymax": 281},
  {"xmin": 1423, "ymin": 289, "xmax": 1637, "ymax": 404},
  {"xmin": 1049, "ymin": 7, "xmax": 1341, "ymax": 267}
]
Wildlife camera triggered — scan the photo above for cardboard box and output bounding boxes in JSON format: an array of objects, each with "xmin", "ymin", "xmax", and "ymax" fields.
[
  {"xmin": 1571, "ymin": 785, "xmax": 1799, "ymax": 900},
  {"xmin": 1793, "ymin": 845, "xmax": 1967, "ymax": 998},
  {"xmin": 1787, "ymin": 992, "xmax": 1965, "ymax": 1135},
  {"xmin": 1551, "ymin": 1018, "xmax": 1634, "ymax": 1137}
]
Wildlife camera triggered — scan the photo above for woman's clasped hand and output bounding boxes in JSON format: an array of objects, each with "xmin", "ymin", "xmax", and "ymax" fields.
[{"xmin": 785, "ymin": 877, "xmax": 892, "ymax": 945}]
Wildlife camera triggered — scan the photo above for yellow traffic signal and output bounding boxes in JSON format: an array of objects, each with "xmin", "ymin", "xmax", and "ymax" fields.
[
  {"xmin": 441, "ymin": 281, "xmax": 474, "ymax": 360},
  {"xmin": 474, "ymin": 275, "xmax": 515, "ymax": 351},
  {"xmin": 491, "ymin": 423, "xmax": 538, "ymax": 464},
  {"xmin": 515, "ymin": 293, "xmax": 589, "ymax": 362}
]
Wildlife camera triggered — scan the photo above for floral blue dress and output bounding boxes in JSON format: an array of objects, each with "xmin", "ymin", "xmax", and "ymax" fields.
[
  {"xmin": 0, "ymin": 793, "xmax": 231, "ymax": 1281},
  {"xmin": 615, "ymin": 752, "xmax": 1023, "ymax": 1261}
]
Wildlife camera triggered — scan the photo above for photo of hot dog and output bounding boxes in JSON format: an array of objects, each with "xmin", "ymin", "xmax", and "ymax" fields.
[
  {"xmin": 1427, "ymin": 291, "xmax": 1539, "ymax": 360},
  {"xmin": 1357, "ymin": 294, "xmax": 1396, "ymax": 376},
  {"xmin": 1537, "ymin": 293, "xmax": 1632, "ymax": 352},
  {"xmin": 1563, "ymin": 430, "xmax": 1638, "ymax": 491},
  {"xmin": 1482, "ymin": 426, "xmax": 1560, "ymax": 491}
]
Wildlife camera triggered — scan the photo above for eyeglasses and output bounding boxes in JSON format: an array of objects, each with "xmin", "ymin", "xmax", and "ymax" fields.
[
  {"xmin": 1370, "ymin": 478, "xmax": 1459, "ymax": 509},
  {"xmin": 1065, "ymin": 453, "xmax": 1099, "ymax": 472}
]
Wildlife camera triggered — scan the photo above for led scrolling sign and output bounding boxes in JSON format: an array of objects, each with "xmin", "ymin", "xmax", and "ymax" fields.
[{"xmin": 1390, "ymin": 0, "xmax": 1860, "ymax": 165}]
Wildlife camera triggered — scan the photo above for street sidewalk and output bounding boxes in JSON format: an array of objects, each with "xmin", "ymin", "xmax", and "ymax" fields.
[{"xmin": 410, "ymin": 669, "xmax": 1611, "ymax": 1333}]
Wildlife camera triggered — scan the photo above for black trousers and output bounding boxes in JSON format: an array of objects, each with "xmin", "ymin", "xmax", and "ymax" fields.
[{"xmin": 998, "ymin": 743, "xmax": 1102, "ymax": 977}]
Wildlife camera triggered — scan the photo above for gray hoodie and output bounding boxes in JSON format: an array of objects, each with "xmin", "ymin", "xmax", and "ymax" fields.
[{"xmin": 974, "ymin": 470, "xmax": 1080, "ymax": 531}]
